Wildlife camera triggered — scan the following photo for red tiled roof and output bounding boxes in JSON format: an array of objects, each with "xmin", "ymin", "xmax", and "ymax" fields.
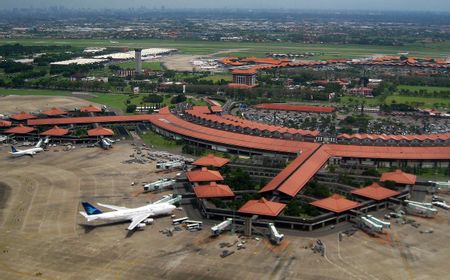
[
  {"xmin": 28, "ymin": 110, "xmax": 318, "ymax": 155},
  {"xmin": 192, "ymin": 106, "xmax": 211, "ymax": 114},
  {"xmin": 227, "ymin": 83, "xmax": 257, "ymax": 89},
  {"xmin": 276, "ymin": 148, "xmax": 331, "ymax": 197},
  {"xmin": 310, "ymin": 194, "xmax": 361, "ymax": 213},
  {"xmin": 210, "ymin": 105, "xmax": 223, "ymax": 113},
  {"xmin": 192, "ymin": 154, "xmax": 230, "ymax": 168},
  {"xmin": 28, "ymin": 115, "xmax": 154, "ymax": 126},
  {"xmin": 149, "ymin": 112, "xmax": 318, "ymax": 154},
  {"xmin": 231, "ymin": 68, "xmax": 257, "ymax": 75},
  {"xmin": 337, "ymin": 133, "xmax": 450, "ymax": 142},
  {"xmin": 261, "ymin": 143, "xmax": 449, "ymax": 198},
  {"xmin": 186, "ymin": 168, "xmax": 224, "ymax": 182},
  {"xmin": 87, "ymin": 126, "xmax": 114, "ymax": 136},
  {"xmin": 10, "ymin": 112, "xmax": 37, "ymax": 121},
  {"xmin": 219, "ymin": 57, "xmax": 244, "ymax": 66},
  {"xmin": 41, "ymin": 125, "xmax": 69, "ymax": 136},
  {"xmin": 204, "ymin": 98, "xmax": 222, "ymax": 107},
  {"xmin": 255, "ymin": 103, "xmax": 335, "ymax": 113},
  {"xmin": 42, "ymin": 107, "xmax": 67, "ymax": 116},
  {"xmin": 323, "ymin": 144, "xmax": 450, "ymax": 160},
  {"xmin": 0, "ymin": 120, "xmax": 12, "ymax": 127},
  {"xmin": 259, "ymin": 145, "xmax": 321, "ymax": 193},
  {"xmin": 5, "ymin": 124, "xmax": 36, "ymax": 134},
  {"xmin": 351, "ymin": 182, "xmax": 400, "ymax": 201},
  {"xmin": 193, "ymin": 182, "xmax": 235, "ymax": 198},
  {"xmin": 185, "ymin": 106, "xmax": 319, "ymax": 137},
  {"xmin": 80, "ymin": 104, "xmax": 102, "ymax": 113},
  {"xmin": 380, "ymin": 169, "xmax": 417, "ymax": 185},
  {"xmin": 238, "ymin": 198, "xmax": 286, "ymax": 217}
]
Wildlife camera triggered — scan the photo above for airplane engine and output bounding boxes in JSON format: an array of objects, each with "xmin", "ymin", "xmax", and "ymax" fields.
[
  {"xmin": 137, "ymin": 223, "xmax": 146, "ymax": 229},
  {"xmin": 144, "ymin": 218, "xmax": 154, "ymax": 224}
]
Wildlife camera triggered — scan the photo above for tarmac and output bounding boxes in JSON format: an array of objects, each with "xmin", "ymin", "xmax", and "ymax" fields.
[{"xmin": 0, "ymin": 142, "xmax": 450, "ymax": 279}]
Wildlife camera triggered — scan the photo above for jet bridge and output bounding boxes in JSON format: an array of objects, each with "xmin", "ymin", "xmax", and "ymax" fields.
[
  {"xmin": 153, "ymin": 194, "xmax": 182, "ymax": 205},
  {"xmin": 211, "ymin": 218, "xmax": 233, "ymax": 236},
  {"xmin": 406, "ymin": 201, "xmax": 438, "ymax": 217},
  {"xmin": 268, "ymin": 223, "xmax": 284, "ymax": 245},
  {"xmin": 366, "ymin": 215, "xmax": 391, "ymax": 229}
]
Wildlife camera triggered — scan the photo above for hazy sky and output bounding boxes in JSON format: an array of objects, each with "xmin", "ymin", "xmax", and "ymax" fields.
[{"xmin": 1, "ymin": 0, "xmax": 450, "ymax": 12}]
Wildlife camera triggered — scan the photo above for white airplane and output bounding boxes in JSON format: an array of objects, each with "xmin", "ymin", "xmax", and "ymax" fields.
[
  {"xmin": 79, "ymin": 201, "xmax": 176, "ymax": 231},
  {"xmin": 10, "ymin": 139, "xmax": 44, "ymax": 157}
]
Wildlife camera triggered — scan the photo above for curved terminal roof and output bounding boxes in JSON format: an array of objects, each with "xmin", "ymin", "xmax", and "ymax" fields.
[
  {"xmin": 185, "ymin": 106, "xmax": 319, "ymax": 137},
  {"xmin": 338, "ymin": 133, "xmax": 450, "ymax": 142}
]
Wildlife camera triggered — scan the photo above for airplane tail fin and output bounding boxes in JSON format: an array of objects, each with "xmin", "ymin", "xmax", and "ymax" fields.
[
  {"xmin": 81, "ymin": 202, "xmax": 103, "ymax": 215},
  {"xmin": 35, "ymin": 139, "xmax": 43, "ymax": 148},
  {"xmin": 11, "ymin": 146, "xmax": 18, "ymax": 153},
  {"xmin": 79, "ymin": 211, "xmax": 98, "ymax": 222}
]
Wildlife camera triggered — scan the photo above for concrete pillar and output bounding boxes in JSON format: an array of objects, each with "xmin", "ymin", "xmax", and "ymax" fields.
[{"xmin": 244, "ymin": 217, "xmax": 252, "ymax": 236}]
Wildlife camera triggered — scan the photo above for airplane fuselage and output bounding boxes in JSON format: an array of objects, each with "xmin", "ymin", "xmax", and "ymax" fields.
[
  {"xmin": 86, "ymin": 203, "xmax": 175, "ymax": 223},
  {"xmin": 10, "ymin": 147, "xmax": 44, "ymax": 157}
]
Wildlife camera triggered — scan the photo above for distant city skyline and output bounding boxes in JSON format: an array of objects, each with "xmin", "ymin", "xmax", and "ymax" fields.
[{"xmin": 1, "ymin": 0, "xmax": 450, "ymax": 12}]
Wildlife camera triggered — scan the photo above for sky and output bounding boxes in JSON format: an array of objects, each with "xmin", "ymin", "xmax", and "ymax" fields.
[{"xmin": 1, "ymin": 0, "xmax": 450, "ymax": 12}]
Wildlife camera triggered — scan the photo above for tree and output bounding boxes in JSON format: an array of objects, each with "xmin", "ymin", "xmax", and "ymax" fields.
[
  {"xmin": 126, "ymin": 104, "xmax": 137, "ymax": 113},
  {"xmin": 170, "ymin": 94, "xmax": 187, "ymax": 104},
  {"xmin": 382, "ymin": 180, "xmax": 397, "ymax": 190},
  {"xmin": 284, "ymin": 199, "xmax": 301, "ymax": 216},
  {"xmin": 143, "ymin": 94, "xmax": 163, "ymax": 103}
]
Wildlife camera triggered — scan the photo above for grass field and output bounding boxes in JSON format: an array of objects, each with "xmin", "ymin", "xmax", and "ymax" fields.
[
  {"xmin": 117, "ymin": 61, "xmax": 162, "ymax": 71},
  {"xmin": 139, "ymin": 131, "xmax": 179, "ymax": 149},
  {"xmin": 87, "ymin": 93, "xmax": 136, "ymax": 111},
  {"xmin": 385, "ymin": 95, "xmax": 450, "ymax": 108},
  {"xmin": 2, "ymin": 38, "xmax": 449, "ymax": 59},
  {"xmin": 397, "ymin": 85, "xmax": 450, "ymax": 92},
  {"xmin": 0, "ymin": 88, "xmax": 70, "ymax": 96},
  {"xmin": 87, "ymin": 94, "xmax": 176, "ymax": 112},
  {"xmin": 339, "ymin": 96, "xmax": 386, "ymax": 107}
]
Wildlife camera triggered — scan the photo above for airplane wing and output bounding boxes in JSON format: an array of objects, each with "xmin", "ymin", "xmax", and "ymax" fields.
[
  {"xmin": 97, "ymin": 203, "xmax": 129, "ymax": 211},
  {"xmin": 128, "ymin": 213, "xmax": 152, "ymax": 231}
]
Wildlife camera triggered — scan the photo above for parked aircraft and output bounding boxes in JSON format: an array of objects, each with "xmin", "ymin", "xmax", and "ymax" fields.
[
  {"xmin": 9, "ymin": 139, "xmax": 44, "ymax": 157},
  {"xmin": 79, "ymin": 201, "xmax": 177, "ymax": 231}
]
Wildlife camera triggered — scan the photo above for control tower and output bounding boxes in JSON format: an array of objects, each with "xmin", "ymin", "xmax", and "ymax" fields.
[{"xmin": 135, "ymin": 48, "xmax": 142, "ymax": 75}]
